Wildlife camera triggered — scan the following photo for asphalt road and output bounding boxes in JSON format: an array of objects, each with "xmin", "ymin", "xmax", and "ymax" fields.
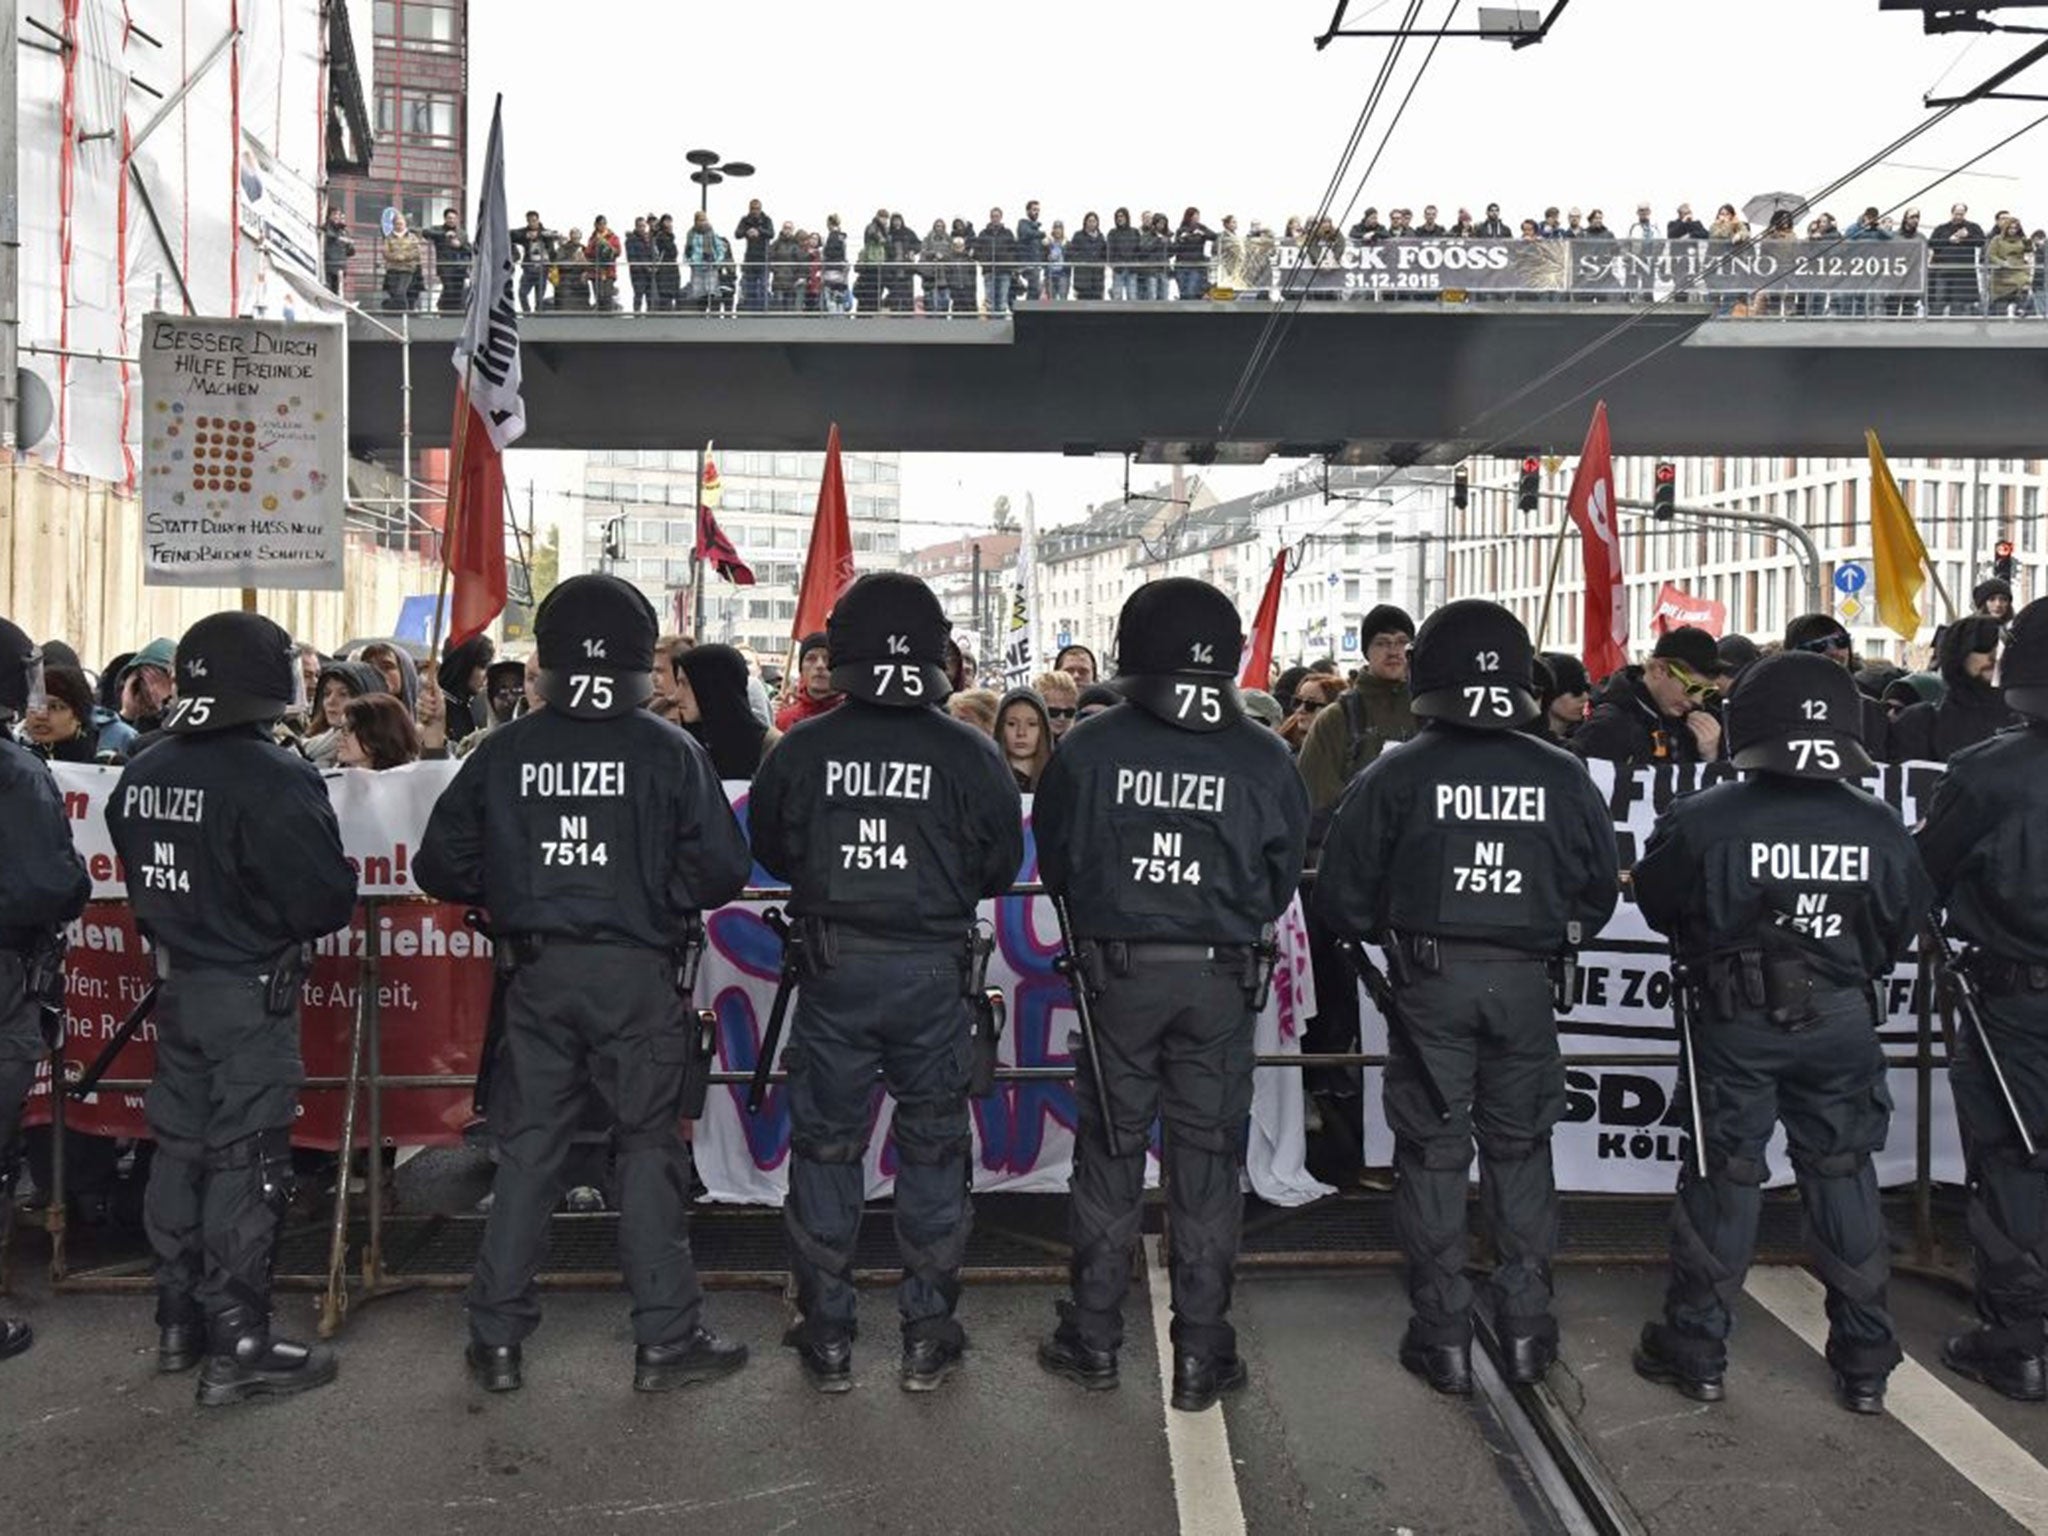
[{"xmin": 4, "ymin": 1248, "xmax": 2046, "ymax": 1534}]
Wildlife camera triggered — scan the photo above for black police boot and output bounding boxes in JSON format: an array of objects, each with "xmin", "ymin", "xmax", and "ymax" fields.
[
  {"xmin": 781, "ymin": 1320, "xmax": 854, "ymax": 1395},
  {"xmin": 1398, "ymin": 1330, "xmax": 1473, "ymax": 1397},
  {"xmin": 1502, "ymin": 1332, "xmax": 1559, "ymax": 1388},
  {"xmin": 465, "ymin": 1340, "xmax": 523, "ymax": 1393},
  {"xmin": 900, "ymin": 1333, "xmax": 965, "ymax": 1394},
  {"xmin": 1038, "ymin": 1304, "xmax": 1119, "ymax": 1392},
  {"xmin": 0, "ymin": 1317, "xmax": 31, "ymax": 1361},
  {"xmin": 1170, "ymin": 1350, "xmax": 1249, "ymax": 1413},
  {"xmin": 158, "ymin": 1323, "xmax": 204, "ymax": 1375},
  {"xmin": 196, "ymin": 1307, "xmax": 339, "ymax": 1407},
  {"xmin": 1631, "ymin": 1321, "xmax": 1725, "ymax": 1404},
  {"xmin": 633, "ymin": 1325, "xmax": 748, "ymax": 1393},
  {"xmin": 1825, "ymin": 1339, "xmax": 1890, "ymax": 1416},
  {"xmin": 1941, "ymin": 1328, "xmax": 2048, "ymax": 1403}
]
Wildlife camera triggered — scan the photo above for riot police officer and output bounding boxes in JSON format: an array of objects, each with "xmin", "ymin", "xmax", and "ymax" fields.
[
  {"xmin": 103, "ymin": 612, "xmax": 357, "ymax": 1405},
  {"xmin": 417, "ymin": 574, "xmax": 753, "ymax": 1393},
  {"xmin": 0, "ymin": 618, "xmax": 91, "ymax": 1362},
  {"xmin": 1632, "ymin": 652, "xmax": 1931, "ymax": 1414},
  {"xmin": 1314, "ymin": 601, "xmax": 1619, "ymax": 1394},
  {"xmin": 1918, "ymin": 597, "xmax": 2048, "ymax": 1401},
  {"xmin": 1034, "ymin": 578, "xmax": 1309, "ymax": 1413},
  {"xmin": 749, "ymin": 573, "xmax": 1022, "ymax": 1393}
]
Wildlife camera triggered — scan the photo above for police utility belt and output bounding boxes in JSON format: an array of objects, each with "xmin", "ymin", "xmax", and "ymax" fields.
[
  {"xmin": 1679, "ymin": 948, "xmax": 1880, "ymax": 1033},
  {"xmin": 1074, "ymin": 933, "xmax": 1279, "ymax": 1011},
  {"xmin": 1383, "ymin": 931, "xmax": 1579, "ymax": 1015},
  {"xmin": 1963, "ymin": 949, "xmax": 2048, "ymax": 1000},
  {"xmin": 151, "ymin": 944, "xmax": 312, "ymax": 1014}
]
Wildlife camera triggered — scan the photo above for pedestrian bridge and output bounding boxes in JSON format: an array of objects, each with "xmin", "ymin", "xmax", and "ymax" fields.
[{"xmin": 345, "ymin": 305, "xmax": 2048, "ymax": 461}]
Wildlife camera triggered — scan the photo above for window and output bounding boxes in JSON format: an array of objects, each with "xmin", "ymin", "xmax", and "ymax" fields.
[
  {"xmin": 874, "ymin": 459, "xmax": 898, "ymax": 484},
  {"xmin": 373, "ymin": 1, "xmax": 397, "ymax": 36},
  {"xmin": 773, "ymin": 490, "xmax": 803, "ymax": 514},
  {"xmin": 845, "ymin": 457, "xmax": 874, "ymax": 484},
  {"xmin": 776, "ymin": 526, "xmax": 801, "ymax": 549},
  {"xmin": 773, "ymin": 453, "xmax": 803, "ymax": 479},
  {"xmin": 1343, "ymin": 579, "xmax": 1360, "ymax": 603},
  {"xmin": 404, "ymin": 94, "xmax": 459, "ymax": 141},
  {"xmin": 400, "ymin": 2, "xmax": 460, "ymax": 47}
]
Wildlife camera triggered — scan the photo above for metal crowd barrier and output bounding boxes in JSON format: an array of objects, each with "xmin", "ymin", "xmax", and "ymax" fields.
[{"xmin": 26, "ymin": 887, "xmax": 1964, "ymax": 1335}]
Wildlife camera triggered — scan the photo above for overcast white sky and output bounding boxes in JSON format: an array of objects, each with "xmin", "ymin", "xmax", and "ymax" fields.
[{"xmin": 470, "ymin": 0, "xmax": 2047, "ymax": 543}]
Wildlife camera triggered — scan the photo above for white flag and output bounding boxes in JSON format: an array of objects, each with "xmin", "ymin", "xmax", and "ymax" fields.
[
  {"xmin": 452, "ymin": 96, "xmax": 525, "ymax": 452},
  {"xmin": 1002, "ymin": 493, "xmax": 1038, "ymax": 689}
]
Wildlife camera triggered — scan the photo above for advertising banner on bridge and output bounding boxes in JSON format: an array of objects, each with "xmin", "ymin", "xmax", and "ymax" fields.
[
  {"xmin": 139, "ymin": 314, "xmax": 347, "ymax": 590},
  {"xmin": 32, "ymin": 757, "xmax": 1962, "ymax": 1199},
  {"xmin": 1275, "ymin": 238, "xmax": 1926, "ymax": 299}
]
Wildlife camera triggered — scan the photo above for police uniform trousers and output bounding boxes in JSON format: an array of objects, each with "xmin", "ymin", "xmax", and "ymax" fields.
[
  {"xmin": 144, "ymin": 966, "xmax": 303, "ymax": 1329},
  {"xmin": 1661, "ymin": 996, "xmax": 1900, "ymax": 1379},
  {"xmin": 1069, "ymin": 947, "xmax": 1254, "ymax": 1361},
  {"xmin": 784, "ymin": 942, "xmax": 972, "ymax": 1347},
  {"xmin": 471, "ymin": 941, "xmax": 704, "ymax": 1349},
  {"xmin": 1952, "ymin": 971, "xmax": 2048, "ymax": 1358},
  {"xmin": 0, "ymin": 958, "xmax": 41, "ymax": 1209},
  {"xmin": 1385, "ymin": 951, "xmax": 1563, "ymax": 1347}
]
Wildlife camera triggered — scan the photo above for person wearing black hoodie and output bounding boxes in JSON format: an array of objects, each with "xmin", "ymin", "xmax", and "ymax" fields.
[
  {"xmin": 1783, "ymin": 614, "xmax": 1890, "ymax": 759},
  {"xmin": 1069, "ymin": 212, "xmax": 1108, "ymax": 301},
  {"xmin": 673, "ymin": 643, "xmax": 777, "ymax": 779},
  {"xmin": 1889, "ymin": 616, "xmax": 2013, "ymax": 761},
  {"xmin": 439, "ymin": 635, "xmax": 497, "ymax": 737}
]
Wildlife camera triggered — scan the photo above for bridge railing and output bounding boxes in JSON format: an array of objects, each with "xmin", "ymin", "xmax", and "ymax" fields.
[{"xmin": 323, "ymin": 239, "xmax": 2047, "ymax": 321}]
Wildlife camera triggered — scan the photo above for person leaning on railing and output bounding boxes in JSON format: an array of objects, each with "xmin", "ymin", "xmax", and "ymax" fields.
[
  {"xmin": 1069, "ymin": 212, "xmax": 1107, "ymax": 301},
  {"xmin": 1986, "ymin": 214, "xmax": 2035, "ymax": 317},
  {"xmin": 381, "ymin": 215, "xmax": 425, "ymax": 312}
]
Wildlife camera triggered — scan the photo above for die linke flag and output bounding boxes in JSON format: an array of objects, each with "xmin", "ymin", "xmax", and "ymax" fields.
[
  {"xmin": 1239, "ymin": 547, "xmax": 1288, "ymax": 687},
  {"xmin": 791, "ymin": 422, "xmax": 856, "ymax": 639},
  {"xmin": 1567, "ymin": 401, "xmax": 1628, "ymax": 683},
  {"xmin": 442, "ymin": 96, "xmax": 524, "ymax": 651},
  {"xmin": 695, "ymin": 446, "xmax": 755, "ymax": 585}
]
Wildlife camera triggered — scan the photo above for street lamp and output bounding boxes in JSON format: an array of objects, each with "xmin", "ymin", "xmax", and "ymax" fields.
[{"xmin": 685, "ymin": 147, "xmax": 754, "ymax": 216}]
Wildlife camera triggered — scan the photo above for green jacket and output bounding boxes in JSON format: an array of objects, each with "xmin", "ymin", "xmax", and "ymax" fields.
[{"xmin": 1297, "ymin": 673, "xmax": 1416, "ymax": 814}]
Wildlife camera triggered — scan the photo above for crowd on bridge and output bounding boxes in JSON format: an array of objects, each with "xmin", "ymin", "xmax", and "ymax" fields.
[{"xmin": 324, "ymin": 195, "xmax": 2048, "ymax": 319}]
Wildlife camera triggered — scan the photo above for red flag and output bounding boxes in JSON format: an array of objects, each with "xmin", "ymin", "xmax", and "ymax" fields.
[
  {"xmin": 791, "ymin": 422, "xmax": 856, "ymax": 639},
  {"xmin": 1566, "ymin": 401, "xmax": 1629, "ymax": 683},
  {"xmin": 442, "ymin": 97, "xmax": 522, "ymax": 650},
  {"xmin": 695, "ymin": 449, "xmax": 755, "ymax": 585},
  {"xmin": 1651, "ymin": 581, "xmax": 1726, "ymax": 638},
  {"xmin": 1239, "ymin": 548, "xmax": 1288, "ymax": 688},
  {"xmin": 445, "ymin": 384, "xmax": 508, "ymax": 648}
]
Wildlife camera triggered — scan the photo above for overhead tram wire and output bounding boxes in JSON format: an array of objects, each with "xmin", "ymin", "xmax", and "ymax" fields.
[
  {"xmin": 1218, "ymin": 0, "xmax": 1466, "ymax": 446},
  {"xmin": 1212, "ymin": 0, "xmax": 1427, "ymax": 441}
]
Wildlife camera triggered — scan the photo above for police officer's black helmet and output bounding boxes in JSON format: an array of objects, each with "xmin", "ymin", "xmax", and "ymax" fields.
[
  {"xmin": 1409, "ymin": 600, "xmax": 1540, "ymax": 730},
  {"xmin": 1112, "ymin": 578, "xmax": 1245, "ymax": 731},
  {"xmin": 2003, "ymin": 597, "xmax": 2048, "ymax": 721},
  {"xmin": 826, "ymin": 571, "xmax": 952, "ymax": 707},
  {"xmin": 1725, "ymin": 651, "xmax": 1876, "ymax": 780},
  {"xmin": 0, "ymin": 616, "xmax": 41, "ymax": 720},
  {"xmin": 534, "ymin": 573, "xmax": 657, "ymax": 719},
  {"xmin": 160, "ymin": 611, "xmax": 298, "ymax": 735}
]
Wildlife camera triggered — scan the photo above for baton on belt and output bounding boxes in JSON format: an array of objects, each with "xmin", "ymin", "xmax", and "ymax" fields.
[
  {"xmin": 746, "ymin": 907, "xmax": 801, "ymax": 1116},
  {"xmin": 1049, "ymin": 894, "xmax": 1126, "ymax": 1160},
  {"xmin": 67, "ymin": 980, "xmax": 160, "ymax": 1099},
  {"xmin": 1336, "ymin": 938, "xmax": 1451, "ymax": 1125},
  {"xmin": 1926, "ymin": 923, "xmax": 2037, "ymax": 1160},
  {"xmin": 1669, "ymin": 963, "xmax": 1711, "ymax": 1183}
]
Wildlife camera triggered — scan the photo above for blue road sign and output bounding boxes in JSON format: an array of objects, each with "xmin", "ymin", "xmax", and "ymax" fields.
[{"xmin": 1834, "ymin": 562, "xmax": 1869, "ymax": 595}]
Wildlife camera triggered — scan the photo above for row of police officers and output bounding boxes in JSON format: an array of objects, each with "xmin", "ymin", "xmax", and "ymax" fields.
[{"xmin": 4, "ymin": 577, "xmax": 2048, "ymax": 1420}]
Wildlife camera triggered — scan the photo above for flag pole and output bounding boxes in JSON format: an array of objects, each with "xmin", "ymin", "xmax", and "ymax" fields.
[
  {"xmin": 431, "ymin": 361, "xmax": 477, "ymax": 666},
  {"xmin": 1533, "ymin": 501, "xmax": 1573, "ymax": 649},
  {"xmin": 1924, "ymin": 553, "xmax": 1959, "ymax": 622},
  {"xmin": 693, "ymin": 443, "xmax": 708, "ymax": 640}
]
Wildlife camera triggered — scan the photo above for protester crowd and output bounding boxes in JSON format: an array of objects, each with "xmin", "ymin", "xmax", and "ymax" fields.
[{"xmin": 324, "ymin": 196, "xmax": 2048, "ymax": 318}]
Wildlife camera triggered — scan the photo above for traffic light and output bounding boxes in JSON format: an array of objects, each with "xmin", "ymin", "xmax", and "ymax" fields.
[
  {"xmin": 1452, "ymin": 464, "xmax": 1469, "ymax": 511},
  {"xmin": 1995, "ymin": 538, "xmax": 2016, "ymax": 584},
  {"xmin": 1516, "ymin": 456, "xmax": 1541, "ymax": 513},
  {"xmin": 1653, "ymin": 460, "xmax": 1676, "ymax": 520},
  {"xmin": 602, "ymin": 515, "xmax": 625, "ymax": 564}
]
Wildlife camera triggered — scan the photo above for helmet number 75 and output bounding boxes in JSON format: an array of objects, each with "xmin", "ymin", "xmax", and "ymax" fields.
[{"xmin": 1172, "ymin": 684, "xmax": 1222, "ymax": 724}]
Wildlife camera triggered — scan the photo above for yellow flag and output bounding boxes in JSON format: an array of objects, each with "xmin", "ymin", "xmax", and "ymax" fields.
[{"xmin": 1866, "ymin": 429, "xmax": 1929, "ymax": 642}]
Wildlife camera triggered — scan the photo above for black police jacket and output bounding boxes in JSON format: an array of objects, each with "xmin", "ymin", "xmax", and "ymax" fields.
[
  {"xmin": 748, "ymin": 698, "xmax": 1023, "ymax": 944},
  {"xmin": 1570, "ymin": 669, "xmax": 1714, "ymax": 767},
  {"xmin": 1035, "ymin": 701, "xmax": 1309, "ymax": 944},
  {"xmin": 1634, "ymin": 775, "xmax": 1931, "ymax": 987},
  {"xmin": 1916, "ymin": 721, "xmax": 2048, "ymax": 961},
  {"xmin": 0, "ymin": 739, "xmax": 90, "ymax": 951},
  {"xmin": 1313, "ymin": 723, "xmax": 1618, "ymax": 953},
  {"xmin": 104, "ymin": 725, "xmax": 355, "ymax": 969},
  {"xmin": 415, "ymin": 707, "xmax": 750, "ymax": 949}
]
